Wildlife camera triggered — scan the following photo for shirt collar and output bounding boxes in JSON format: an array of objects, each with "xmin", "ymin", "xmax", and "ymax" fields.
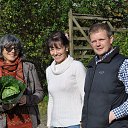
[{"xmin": 95, "ymin": 47, "xmax": 116, "ymax": 64}]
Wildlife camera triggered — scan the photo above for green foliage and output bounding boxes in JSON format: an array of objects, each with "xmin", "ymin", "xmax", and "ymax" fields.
[
  {"xmin": 1, "ymin": 0, "xmax": 127, "ymax": 123},
  {"xmin": 113, "ymin": 33, "xmax": 128, "ymax": 56},
  {"xmin": 1, "ymin": 0, "xmax": 72, "ymax": 87},
  {"xmin": 0, "ymin": 0, "xmax": 128, "ymax": 88},
  {"xmin": 0, "ymin": 76, "xmax": 26, "ymax": 104},
  {"xmin": 73, "ymin": 0, "xmax": 128, "ymax": 19}
]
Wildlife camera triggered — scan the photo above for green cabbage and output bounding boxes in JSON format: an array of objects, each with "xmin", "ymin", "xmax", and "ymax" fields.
[
  {"xmin": 0, "ymin": 76, "xmax": 26, "ymax": 104},
  {"xmin": 2, "ymin": 85, "xmax": 20, "ymax": 99}
]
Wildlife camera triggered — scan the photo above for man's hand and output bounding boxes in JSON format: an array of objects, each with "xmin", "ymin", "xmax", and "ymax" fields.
[{"xmin": 109, "ymin": 111, "xmax": 116, "ymax": 124}]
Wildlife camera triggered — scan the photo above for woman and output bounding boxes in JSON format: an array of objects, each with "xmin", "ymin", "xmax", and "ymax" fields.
[
  {"xmin": 46, "ymin": 31, "xmax": 86, "ymax": 128},
  {"xmin": 0, "ymin": 34, "xmax": 44, "ymax": 128}
]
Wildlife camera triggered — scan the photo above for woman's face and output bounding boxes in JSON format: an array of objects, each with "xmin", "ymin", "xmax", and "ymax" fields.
[
  {"xmin": 49, "ymin": 41, "xmax": 68, "ymax": 64},
  {"xmin": 2, "ymin": 45, "xmax": 19, "ymax": 63}
]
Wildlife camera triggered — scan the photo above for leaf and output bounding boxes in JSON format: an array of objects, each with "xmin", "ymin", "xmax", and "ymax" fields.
[{"xmin": 0, "ymin": 76, "xmax": 26, "ymax": 104}]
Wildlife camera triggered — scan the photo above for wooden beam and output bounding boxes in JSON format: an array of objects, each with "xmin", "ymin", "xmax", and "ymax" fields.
[
  {"xmin": 74, "ymin": 46, "xmax": 92, "ymax": 50},
  {"xmin": 68, "ymin": 9, "xmax": 74, "ymax": 57},
  {"xmin": 72, "ymin": 16, "xmax": 90, "ymax": 42},
  {"xmin": 73, "ymin": 27, "xmax": 89, "ymax": 31},
  {"xmin": 73, "ymin": 16, "xmax": 121, "ymax": 21},
  {"xmin": 74, "ymin": 37, "xmax": 88, "ymax": 40},
  {"xmin": 74, "ymin": 55, "xmax": 94, "ymax": 59}
]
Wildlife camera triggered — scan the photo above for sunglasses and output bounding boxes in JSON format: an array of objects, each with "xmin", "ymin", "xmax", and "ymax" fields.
[{"xmin": 4, "ymin": 46, "xmax": 20, "ymax": 53}]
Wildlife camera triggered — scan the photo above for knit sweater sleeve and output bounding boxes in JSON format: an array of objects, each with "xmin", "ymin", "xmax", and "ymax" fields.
[
  {"xmin": 75, "ymin": 61, "xmax": 86, "ymax": 106},
  {"xmin": 47, "ymin": 93, "xmax": 53, "ymax": 127},
  {"xmin": 46, "ymin": 67, "xmax": 53, "ymax": 127}
]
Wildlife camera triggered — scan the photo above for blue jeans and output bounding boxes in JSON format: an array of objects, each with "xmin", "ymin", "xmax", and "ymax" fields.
[
  {"xmin": 67, "ymin": 124, "xmax": 80, "ymax": 128},
  {"xmin": 54, "ymin": 124, "xmax": 80, "ymax": 128}
]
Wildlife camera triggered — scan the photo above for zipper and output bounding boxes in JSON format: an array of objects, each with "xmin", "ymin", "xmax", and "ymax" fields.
[{"xmin": 86, "ymin": 64, "xmax": 97, "ymax": 127}]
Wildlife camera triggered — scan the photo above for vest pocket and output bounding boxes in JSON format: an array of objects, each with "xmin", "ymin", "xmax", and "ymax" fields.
[{"xmin": 105, "ymin": 105, "xmax": 111, "ymax": 127}]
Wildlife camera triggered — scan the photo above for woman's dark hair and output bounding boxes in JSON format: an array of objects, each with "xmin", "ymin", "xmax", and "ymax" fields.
[
  {"xmin": 46, "ymin": 31, "xmax": 69, "ymax": 51},
  {"xmin": 0, "ymin": 34, "xmax": 24, "ymax": 58}
]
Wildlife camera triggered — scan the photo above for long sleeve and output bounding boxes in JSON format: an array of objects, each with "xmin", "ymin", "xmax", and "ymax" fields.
[
  {"xmin": 75, "ymin": 62, "xmax": 86, "ymax": 105},
  {"xmin": 46, "ymin": 68, "xmax": 53, "ymax": 127},
  {"xmin": 25, "ymin": 63, "xmax": 44, "ymax": 105},
  {"xmin": 47, "ymin": 93, "xmax": 53, "ymax": 126},
  {"xmin": 112, "ymin": 59, "xmax": 128, "ymax": 119}
]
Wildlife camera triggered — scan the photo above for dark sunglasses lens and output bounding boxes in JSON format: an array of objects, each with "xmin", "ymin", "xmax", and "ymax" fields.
[
  {"xmin": 5, "ymin": 46, "xmax": 19, "ymax": 53},
  {"xmin": 5, "ymin": 47, "xmax": 13, "ymax": 52}
]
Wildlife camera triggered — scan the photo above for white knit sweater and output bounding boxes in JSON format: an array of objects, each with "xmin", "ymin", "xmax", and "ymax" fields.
[{"xmin": 46, "ymin": 55, "xmax": 86, "ymax": 127}]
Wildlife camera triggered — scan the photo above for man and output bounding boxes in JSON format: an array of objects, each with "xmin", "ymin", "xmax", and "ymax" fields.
[{"xmin": 82, "ymin": 23, "xmax": 128, "ymax": 128}]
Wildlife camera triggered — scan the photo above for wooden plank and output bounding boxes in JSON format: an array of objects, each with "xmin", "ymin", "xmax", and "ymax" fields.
[
  {"xmin": 68, "ymin": 9, "xmax": 74, "ymax": 56},
  {"xmin": 73, "ymin": 16, "xmax": 121, "ymax": 21},
  {"xmin": 74, "ymin": 46, "xmax": 92, "ymax": 50},
  {"xmin": 74, "ymin": 37, "xmax": 89, "ymax": 40},
  {"xmin": 72, "ymin": 13, "xmax": 101, "ymax": 17},
  {"xmin": 72, "ymin": 16, "xmax": 90, "ymax": 42},
  {"xmin": 73, "ymin": 27, "xmax": 128, "ymax": 32},
  {"xmin": 73, "ymin": 27, "xmax": 89, "ymax": 30},
  {"xmin": 74, "ymin": 55, "xmax": 94, "ymax": 59},
  {"xmin": 114, "ymin": 28, "xmax": 128, "ymax": 32},
  {"xmin": 106, "ymin": 21, "xmax": 113, "ymax": 30}
]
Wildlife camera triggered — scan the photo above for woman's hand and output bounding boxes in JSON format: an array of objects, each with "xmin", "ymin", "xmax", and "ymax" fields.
[
  {"xmin": 18, "ymin": 95, "xmax": 27, "ymax": 105},
  {"xmin": 2, "ymin": 104, "xmax": 16, "ymax": 110}
]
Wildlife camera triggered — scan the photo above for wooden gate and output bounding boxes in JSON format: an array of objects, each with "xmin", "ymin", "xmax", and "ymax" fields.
[{"xmin": 68, "ymin": 9, "xmax": 128, "ymax": 60}]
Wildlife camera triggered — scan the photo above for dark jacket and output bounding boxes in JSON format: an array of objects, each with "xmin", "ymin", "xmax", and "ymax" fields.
[
  {"xmin": 82, "ymin": 47, "xmax": 128, "ymax": 128},
  {"xmin": 23, "ymin": 62, "xmax": 44, "ymax": 128}
]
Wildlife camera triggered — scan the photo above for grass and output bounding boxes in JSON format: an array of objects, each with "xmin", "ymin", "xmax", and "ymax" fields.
[{"xmin": 38, "ymin": 95, "xmax": 48, "ymax": 120}]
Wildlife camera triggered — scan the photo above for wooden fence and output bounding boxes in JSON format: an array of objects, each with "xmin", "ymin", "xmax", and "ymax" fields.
[{"xmin": 68, "ymin": 9, "xmax": 128, "ymax": 60}]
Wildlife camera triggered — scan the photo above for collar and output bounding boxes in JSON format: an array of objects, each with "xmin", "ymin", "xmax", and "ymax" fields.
[
  {"xmin": 95, "ymin": 47, "xmax": 115, "ymax": 64},
  {"xmin": 50, "ymin": 55, "xmax": 74, "ymax": 75},
  {"xmin": 88, "ymin": 46, "xmax": 120, "ymax": 68}
]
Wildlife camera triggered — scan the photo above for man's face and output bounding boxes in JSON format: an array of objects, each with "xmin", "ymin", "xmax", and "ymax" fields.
[{"xmin": 89, "ymin": 30, "xmax": 113, "ymax": 59}]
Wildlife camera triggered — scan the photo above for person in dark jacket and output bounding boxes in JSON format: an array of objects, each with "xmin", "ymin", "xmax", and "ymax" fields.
[
  {"xmin": 0, "ymin": 34, "xmax": 44, "ymax": 128},
  {"xmin": 81, "ymin": 23, "xmax": 128, "ymax": 128}
]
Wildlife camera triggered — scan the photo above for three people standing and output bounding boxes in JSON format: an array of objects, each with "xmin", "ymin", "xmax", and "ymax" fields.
[{"xmin": 1, "ymin": 22, "xmax": 127, "ymax": 128}]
